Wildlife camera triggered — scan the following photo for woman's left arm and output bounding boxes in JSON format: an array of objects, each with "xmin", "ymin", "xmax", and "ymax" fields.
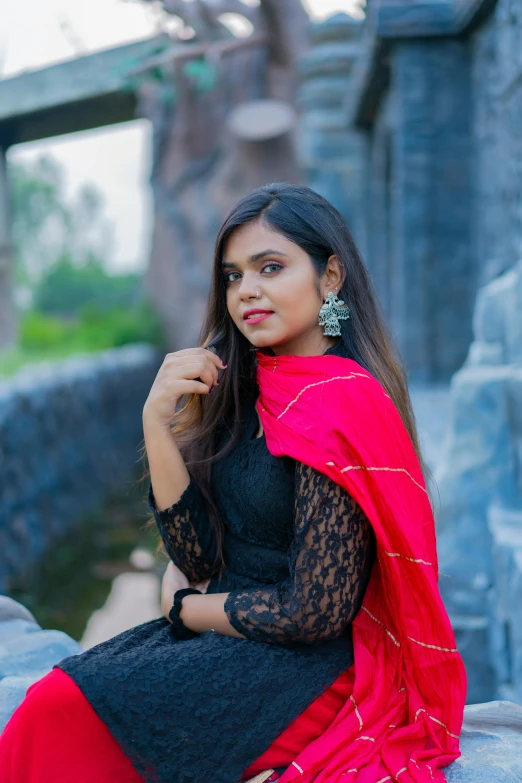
[{"xmin": 176, "ymin": 461, "xmax": 376, "ymax": 644}]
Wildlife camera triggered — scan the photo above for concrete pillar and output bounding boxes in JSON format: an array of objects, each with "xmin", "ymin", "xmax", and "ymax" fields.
[
  {"xmin": 391, "ymin": 40, "xmax": 474, "ymax": 382},
  {"xmin": 0, "ymin": 147, "xmax": 17, "ymax": 350}
]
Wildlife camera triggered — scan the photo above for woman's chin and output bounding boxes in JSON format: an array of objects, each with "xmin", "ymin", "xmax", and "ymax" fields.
[{"xmin": 245, "ymin": 335, "xmax": 276, "ymax": 349}]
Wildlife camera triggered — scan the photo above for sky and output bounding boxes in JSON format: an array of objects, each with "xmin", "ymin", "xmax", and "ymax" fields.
[{"xmin": 2, "ymin": 0, "xmax": 363, "ymax": 272}]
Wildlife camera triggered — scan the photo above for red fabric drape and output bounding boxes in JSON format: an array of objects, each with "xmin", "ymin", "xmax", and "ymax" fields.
[{"xmin": 254, "ymin": 350, "xmax": 467, "ymax": 783}]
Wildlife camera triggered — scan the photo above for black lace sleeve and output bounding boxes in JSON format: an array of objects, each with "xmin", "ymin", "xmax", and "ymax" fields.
[
  {"xmin": 223, "ymin": 462, "xmax": 375, "ymax": 646},
  {"xmin": 148, "ymin": 474, "xmax": 218, "ymax": 583}
]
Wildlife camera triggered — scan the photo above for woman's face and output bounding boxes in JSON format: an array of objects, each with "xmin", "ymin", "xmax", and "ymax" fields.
[{"xmin": 222, "ymin": 220, "xmax": 341, "ymax": 356}]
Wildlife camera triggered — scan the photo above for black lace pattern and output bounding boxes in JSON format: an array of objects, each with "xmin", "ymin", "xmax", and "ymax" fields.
[
  {"xmin": 224, "ymin": 462, "xmax": 374, "ymax": 646},
  {"xmin": 147, "ymin": 477, "xmax": 218, "ymax": 583}
]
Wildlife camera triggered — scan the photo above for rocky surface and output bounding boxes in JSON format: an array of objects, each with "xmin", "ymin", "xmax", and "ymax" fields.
[
  {"xmin": 435, "ymin": 260, "xmax": 522, "ymax": 705},
  {"xmin": 448, "ymin": 700, "xmax": 522, "ymax": 782},
  {"xmin": 0, "ymin": 343, "xmax": 160, "ymax": 594},
  {"xmin": 0, "ymin": 596, "xmax": 81, "ymax": 731}
]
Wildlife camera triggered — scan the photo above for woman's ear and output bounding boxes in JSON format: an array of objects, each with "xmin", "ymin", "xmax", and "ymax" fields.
[{"xmin": 323, "ymin": 254, "xmax": 345, "ymax": 291}]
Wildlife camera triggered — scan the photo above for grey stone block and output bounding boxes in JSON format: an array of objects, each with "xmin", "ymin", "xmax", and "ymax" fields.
[
  {"xmin": 0, "ymin": 675, "xmax": 44, "ymax": 727},
  {"xmin": 298, "ymin": 43, "xmax": 361, "ymax": 79},
  {"xmin": 297, "ymin": 17, "xmax": 365, "ymax": 247},
  {"xmin": 447, "ymin": 701, "xmax": 522, "ymax": 782},
  {"xmin": 0, "ymin": 618, "xmax": 40, "ymax": 641},
  {"xmin": 0, "ymin": 618, "xmax": 81, "ymax": 731},
  {"xmin": 0, "ymin": 627, "xmax": 81, "ymax": 677},
  {"xmin": 464, "ymin": 341, "xmax": 505, "ymax": 367},
  {"xmin": 0, "ymin": 596, "xmax": 36, "ymax": 624},
  {"xmin": 506, "ymin": 261, "xmax": 522, "ymax": 365},
  {"xmin": 512, "ymin": 550, "xmax": 522, "ymax": 704},
  {"xmin": 472, "ymin": 263, "xmax": 519, "ymax": 346},
  {"xmin": 450, "ymin": 614, "xmax": 496, "ymax": 704},
  {"xmin": 435, "ymin": 366, "xmax": 517, "ymax": 615}
]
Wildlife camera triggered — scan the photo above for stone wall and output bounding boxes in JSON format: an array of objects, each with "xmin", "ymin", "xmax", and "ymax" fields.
[
  {"xmin": 387, "ymin": 39, "xmax": 474, "ymax": 381},
  {"xmin": 350, "ymin": 23, "xmax": 476, "ymax": 380},
  {"xmin": 435, "ymin": 260, "xmax": 522, "ymax": 704},
  {"xmin": 348, "ymin": 0, "xmax": 522, "ymax": 381},
  {"xmin": 297, "ymin": 14, "xmax": 366, "ymax": 246},
  {"xmin": 471, "ymin": 0, "xmax": 522, "ymax": 284},
  {"xmin": 0, "ymin": 344, "xmax": 160, "ymax": 594}
]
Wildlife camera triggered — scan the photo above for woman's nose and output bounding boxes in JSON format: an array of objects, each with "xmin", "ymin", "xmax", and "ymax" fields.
[{"xmin": 238, "ymin": 274, "xmax": 259, "ymax": 299}]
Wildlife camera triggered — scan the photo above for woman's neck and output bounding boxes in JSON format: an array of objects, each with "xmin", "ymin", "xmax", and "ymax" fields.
[{"xmin": 257, "ymin": 338, "xmax": 340, "ymax": 358}]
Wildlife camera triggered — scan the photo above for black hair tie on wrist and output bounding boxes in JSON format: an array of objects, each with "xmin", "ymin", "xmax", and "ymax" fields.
[{"xmin": 169, "ymin": 587, "xmax": 202, "ymax": 640}]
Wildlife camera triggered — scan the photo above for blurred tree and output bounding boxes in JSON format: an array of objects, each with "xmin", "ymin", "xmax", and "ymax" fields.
[
  {"xmin": 32, "ymin": 255, "xmax": 141, "ymax": 318},
  {"xmin": 9, "ymin": 154, "xmax": 114, "ymax": 291},
  {"xmin": 130, "ymin": 0, "xmax": 310, "ymax": 348}
]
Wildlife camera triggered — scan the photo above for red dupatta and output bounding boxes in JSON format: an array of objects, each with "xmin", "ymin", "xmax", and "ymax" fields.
[{"xmin": 254, "ymin": 350, "xmax": 467, "ymax": 783}]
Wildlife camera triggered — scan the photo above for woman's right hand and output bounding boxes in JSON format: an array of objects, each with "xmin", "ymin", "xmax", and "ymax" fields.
[{"xmin": 143, "ymin": 347, "xmax": 227, "ymax": 428}]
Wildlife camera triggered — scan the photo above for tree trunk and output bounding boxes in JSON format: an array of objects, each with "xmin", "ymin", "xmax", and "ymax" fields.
[{"xmin": 142, "ymin": 1, "xmax": 310, "ymax": 349}]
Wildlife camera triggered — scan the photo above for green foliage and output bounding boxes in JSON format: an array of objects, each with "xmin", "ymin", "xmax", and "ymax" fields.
[
  {"xmin": 182, "ymin": 59, "xmax": 217, "ymax": 93},
  {"xmin": 115, "ymin": 39, "xmax": 174, "ymax": 97},
  {"xmin": 0, "ymin": 260, "xmax": 166, "ymax": 377},
  {"xmin": 19, "ymin": 302, "xmax": 165, "ymax": 354},
  {"xmin": 118, "ymin": 48, "xmax": 217, "ymax": 105},
  {"xmin": 19, "ymin": 311, "xmax": 71, "ymax": 350},
  {"xmin": 33, "ymin": 255, "xmax": 141, "ymax": 317},
  {"xmin": 17, "ymin": 254, "xmax": 167, "ymax": 356}
]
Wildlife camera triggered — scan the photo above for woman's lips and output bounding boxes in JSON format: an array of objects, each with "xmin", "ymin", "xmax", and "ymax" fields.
[{"xmin": 244, "ymin": 312, "xmax": 273, "ymax": 325}]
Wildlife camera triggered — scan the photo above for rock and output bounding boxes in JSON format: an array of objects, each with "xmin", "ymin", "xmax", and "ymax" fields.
[
  {"xmin": 472, "ymin": 264, "xmax": 519, "ymax": 345},
  {"xmin": 447, "ymin": 700, "xmax": 522, "ymax": 782},
  {"xmin": 0, "ymin": 618, "xmax": 81, "ymax": 731},
  {"xmin": 436, "ymin": 365, "xmax": 517, "ymax": 617},
  {"xmin": 0, "ymin": 596, "xmax": 37, "ymax": 624},
  {"xmin": 434, "ymin": 259, "xmax": 522, "ymax": 705},
  {"xmin": 488, "ymin": 507, "xmax": 522, "ymax": 704}
]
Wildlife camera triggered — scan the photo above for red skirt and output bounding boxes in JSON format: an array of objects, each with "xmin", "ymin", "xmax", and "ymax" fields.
[{"xmin": 0, "ymin": 665, "xmax": 354, "ymax": 782}]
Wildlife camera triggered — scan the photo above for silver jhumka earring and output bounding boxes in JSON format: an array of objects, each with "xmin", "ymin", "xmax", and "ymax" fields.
[{"xmin": 318, "ymin": 287, "xmax": 350, "ymax": 337}]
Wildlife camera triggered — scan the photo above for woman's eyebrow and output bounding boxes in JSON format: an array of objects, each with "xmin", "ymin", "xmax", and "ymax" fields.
[{"xmin": 221, "ymin": 249, "xmax": 288, "ymax": 269}]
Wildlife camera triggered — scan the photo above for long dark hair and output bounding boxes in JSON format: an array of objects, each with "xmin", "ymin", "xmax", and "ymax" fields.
[{"xmin": 141, "ymin": 183, "xmax": 430, "ymax": 575}]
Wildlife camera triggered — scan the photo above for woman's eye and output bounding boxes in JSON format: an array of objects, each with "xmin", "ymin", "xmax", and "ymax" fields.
[{"xmin": 224, "ymin": 263, "xmax": 282, "ymax": 285}]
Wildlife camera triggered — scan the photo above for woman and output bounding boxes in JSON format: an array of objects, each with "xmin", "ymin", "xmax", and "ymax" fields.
[{"xmin": 0, "ymin": 183, "xmax": 466, "ymax": 783}]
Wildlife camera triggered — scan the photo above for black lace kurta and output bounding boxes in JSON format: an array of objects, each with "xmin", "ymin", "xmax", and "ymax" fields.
[{"xmin": 57, "ymin": 342, "xmax": 376, "ymax": 783}]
